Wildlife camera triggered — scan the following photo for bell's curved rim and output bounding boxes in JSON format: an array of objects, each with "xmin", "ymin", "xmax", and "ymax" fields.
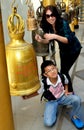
[{"xmin": 10, "ymin": 83, "xmax": 40, "ymax": 96}]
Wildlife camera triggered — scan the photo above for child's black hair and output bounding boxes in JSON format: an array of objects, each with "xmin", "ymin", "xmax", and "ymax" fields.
[{"xmin": 41, "ymin": 60, "xmax": 56, "ymax": 76}]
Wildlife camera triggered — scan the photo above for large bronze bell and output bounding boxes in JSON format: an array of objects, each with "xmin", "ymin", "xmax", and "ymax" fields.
[
  {"xmin": 32, "ymin": 26, "xmax": 49, "ymax": 56},
  {"xmin": 6, "ymin": 7, "xmax": 40, "ymax": 96}
]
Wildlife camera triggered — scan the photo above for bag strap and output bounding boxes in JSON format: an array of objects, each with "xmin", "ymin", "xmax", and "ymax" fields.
[{"xmin": 58, "ymin": 72, "xmax": 65, "ymax": 86}]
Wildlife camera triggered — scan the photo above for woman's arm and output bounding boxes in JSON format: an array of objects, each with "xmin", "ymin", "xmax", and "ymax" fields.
[
  {"xmin": 35, "ymin": 33, "xmax": 68, "ymax": 44},
  {"xmin": 44, "ymin": 33, "xmax": 68, "ymax": 44},
  {"xmin": 43, "ymin": 20, "xmax": 75, "ymax": 44}
]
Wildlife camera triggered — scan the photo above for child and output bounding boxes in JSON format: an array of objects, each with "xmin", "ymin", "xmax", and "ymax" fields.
[{"xmin": 39, "ymin": 60, "xmax": 84, "ymax": 128}]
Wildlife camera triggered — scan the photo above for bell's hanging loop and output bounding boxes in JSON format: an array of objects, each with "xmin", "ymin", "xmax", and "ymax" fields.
[{"xmin": 7, "ymin": 6, "xmax": 24, "ymax": 37}]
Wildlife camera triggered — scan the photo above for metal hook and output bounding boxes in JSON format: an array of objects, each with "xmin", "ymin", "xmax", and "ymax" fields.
[
  {"xmin": 11, "ymin": 0, "xmax": 15, "ymax": 8},
  {"xmin": 25, "ymin": 0, "xmax": 28, "ymax": 5},
  {"xmin": 25, "ymin": 0, "xmax": 31, "ymax": 5},
  {"xmin": 11, "ymin": 0, "xmax": 18, "ymax": 8}
]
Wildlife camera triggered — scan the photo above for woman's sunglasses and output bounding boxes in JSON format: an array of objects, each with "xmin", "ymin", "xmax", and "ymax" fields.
[{"xmin": 46, "ymin": 13, "xmax": 55, "ymax": 19}]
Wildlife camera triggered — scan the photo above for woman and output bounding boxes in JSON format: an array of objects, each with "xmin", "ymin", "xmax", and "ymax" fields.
[{"xmin": 35, "ymin": 5, "xmax": 82, "ymax": 92}]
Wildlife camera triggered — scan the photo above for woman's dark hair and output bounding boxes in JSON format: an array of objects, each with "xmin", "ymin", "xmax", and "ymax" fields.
[
  {"xmin": 41, "ymin": 60, "xmax": 56, "ymax": 76},
  {"xmin": 40, "ymin": 5, "xmax": 63, "ymax": 33}
]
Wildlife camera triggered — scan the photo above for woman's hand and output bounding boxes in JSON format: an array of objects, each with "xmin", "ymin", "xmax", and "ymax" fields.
[
  {"xmin": 44, "ymin": 33, "xmax": 56, "ymax": 40},
  {"xmin": 35, "ymin": 34, "xmax": 43, "ymax": 42},
  {"xmin": 35, "ymin": 34, "xmax": 49, "ymax": 44}
]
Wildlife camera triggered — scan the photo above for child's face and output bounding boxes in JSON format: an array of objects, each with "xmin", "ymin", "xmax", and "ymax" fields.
[{"xmin": 43, "ymin": 65, "xmax": 58, "ymax": 79}]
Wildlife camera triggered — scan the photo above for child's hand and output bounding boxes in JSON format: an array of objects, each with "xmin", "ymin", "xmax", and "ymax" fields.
[
  {"xmin": 65, "ymin": 91, "xmax": 73, "ymax": 96},
  {"xmin": 22, "ymin": 92, "xmax": 38, "ymax": 100}
]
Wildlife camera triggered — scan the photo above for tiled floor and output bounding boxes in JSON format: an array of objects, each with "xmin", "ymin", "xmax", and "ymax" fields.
[{"xmin": 11, "ymin": 22, "xmax": 84, "ymax": 130}]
